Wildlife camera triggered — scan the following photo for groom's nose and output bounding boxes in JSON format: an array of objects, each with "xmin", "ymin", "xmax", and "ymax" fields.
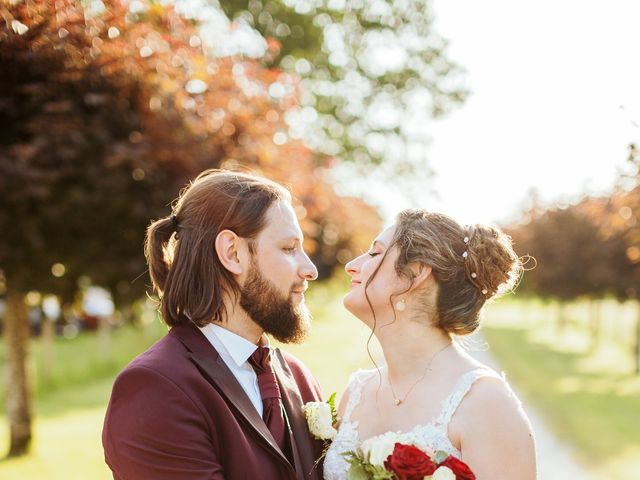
[{"xmin": 299, "ymin": 252, "xmax": 318, "ymax": 281}]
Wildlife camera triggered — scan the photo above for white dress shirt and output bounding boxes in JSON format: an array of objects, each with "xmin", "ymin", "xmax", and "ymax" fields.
[{"xmin": 199, "ymin": 323, "xmax": 265, "ymax": 417}]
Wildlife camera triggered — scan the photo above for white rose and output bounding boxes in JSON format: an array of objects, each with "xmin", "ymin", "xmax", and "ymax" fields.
[
  {"xmin": 431, "ymin": 466, "xmax": 456, "ymax": 480},
  {"xmin": 360, "ymin": 431, "xmax": 403, "ymax": 467},
  {"xmin": 302, "ymin": 401, "xmax": 337, "ymax": 440}
]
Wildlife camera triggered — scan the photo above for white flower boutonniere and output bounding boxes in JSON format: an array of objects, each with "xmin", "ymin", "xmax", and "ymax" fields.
[{"xmin": 302, "ymin": 392, "xmax": 338, "ymax": 441}]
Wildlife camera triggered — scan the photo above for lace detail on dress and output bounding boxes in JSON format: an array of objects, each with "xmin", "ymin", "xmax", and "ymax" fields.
[
  {"xmin": 323, "ymin": 369, "xmax": 377, "ymax": 480},
  {"xmin": 436, "ymin": 367, "xmax": 502, "ymax": 427},
  {"xmin": 342, "ymin": 369, "xmax": 377, "ymax": 423},
  {"xmin": 323, "ymin": 367, "xmax": 508, "ymax": 480}
]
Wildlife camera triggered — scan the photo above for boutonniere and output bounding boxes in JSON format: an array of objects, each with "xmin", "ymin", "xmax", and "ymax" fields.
[{"xmin": 302, "ymin": 392, "xmax": 338, "ymax": 442}]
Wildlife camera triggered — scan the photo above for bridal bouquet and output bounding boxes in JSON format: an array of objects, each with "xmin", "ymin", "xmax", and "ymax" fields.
[{"xmin": 344, "ymin": 432, "xmax": 475, "ymax": 480}]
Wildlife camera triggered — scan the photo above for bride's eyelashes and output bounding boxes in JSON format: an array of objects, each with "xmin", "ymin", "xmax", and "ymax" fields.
[{"xmin": 368, "ymin": 252, "xmax": 380, "ymax": 257}]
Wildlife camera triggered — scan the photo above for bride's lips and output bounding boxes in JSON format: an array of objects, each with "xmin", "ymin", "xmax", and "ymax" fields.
[{"xmin": 350, "ymin": 280, "xmax": 361, "ymax": 288}]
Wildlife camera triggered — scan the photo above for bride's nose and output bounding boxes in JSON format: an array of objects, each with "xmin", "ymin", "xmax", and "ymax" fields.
[{"xmin": 345, "ymin": 257, "xmax": 359, "ymax": 276}]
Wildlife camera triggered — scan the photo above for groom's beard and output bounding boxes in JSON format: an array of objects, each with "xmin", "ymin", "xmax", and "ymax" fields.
[{"xmin": 239, "ymin": 264, "xmax": 310, "ymax": 344}]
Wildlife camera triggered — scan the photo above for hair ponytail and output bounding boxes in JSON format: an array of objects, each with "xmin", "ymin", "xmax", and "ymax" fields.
[{"xmin": 144, "ymin": 216, "xmax": 177, "ymax": 295}]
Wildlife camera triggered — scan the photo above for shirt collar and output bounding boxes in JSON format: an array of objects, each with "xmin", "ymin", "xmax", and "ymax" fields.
[{"xmin": 202, "ymin": 323, "xmax": 269, "ymax": 367}]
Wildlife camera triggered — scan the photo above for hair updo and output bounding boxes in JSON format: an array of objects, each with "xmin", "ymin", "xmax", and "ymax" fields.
[{"xmin": 391, "ymin": 209, "xmax": 522, "ymax": 336}]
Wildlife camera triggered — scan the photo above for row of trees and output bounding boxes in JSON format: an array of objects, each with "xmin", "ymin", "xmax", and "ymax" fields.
[
  {"xmin": 0, "ymin": 0, "xmax": 466, "ymax": 456},
  {"xmin": 507, "ymin": 145, "xmax": 640, "ymax": 372}
]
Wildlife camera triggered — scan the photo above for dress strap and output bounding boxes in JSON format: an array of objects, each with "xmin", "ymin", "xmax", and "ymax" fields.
[
  {"xmin": 436, "ymin": 367, "xmax": 504, "ymax": 427},
  {"xmin": 342, "ymin": 369, "xmax": 377, "ymax": 423}
]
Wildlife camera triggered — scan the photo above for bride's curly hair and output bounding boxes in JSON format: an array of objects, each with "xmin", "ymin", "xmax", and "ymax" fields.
[{"xmin": 368, "ymin": 209, "xmax": 528, "ymax": 336}]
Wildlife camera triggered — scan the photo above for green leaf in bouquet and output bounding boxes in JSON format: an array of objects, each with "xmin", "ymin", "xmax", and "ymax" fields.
[
  {"xmin": 368, "ymin": 465, "xmax": 395, "ymax": 479},
  {"xmin": 342, "ymin": 450, "xmax": 359, "ymax": 462},
  {"xmin": 327, "ymin": 391, "xmax": 338, "ymax": 424},
  {"xmin": 433, "ymin": 450, "xmax": 450, "ymax": 464},
  {"xmin": 346, "ymin": 463, "xmax": 368, "ymax": 480}
]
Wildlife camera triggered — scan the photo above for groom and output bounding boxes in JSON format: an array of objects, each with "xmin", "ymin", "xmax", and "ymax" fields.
[{"xmin": 102, "ymin": 170, "xmax": 325, "ymax": 479}]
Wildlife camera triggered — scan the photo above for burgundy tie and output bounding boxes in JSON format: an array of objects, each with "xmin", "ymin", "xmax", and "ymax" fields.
[{"xmin": 249, "ymin": 346, "xmax": 287, "ymax": 454}]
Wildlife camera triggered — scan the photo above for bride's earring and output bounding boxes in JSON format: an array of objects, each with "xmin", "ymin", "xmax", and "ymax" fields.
[{"xmin": 395, "ymin": 299, "xmax": 406, "ymax": 312}]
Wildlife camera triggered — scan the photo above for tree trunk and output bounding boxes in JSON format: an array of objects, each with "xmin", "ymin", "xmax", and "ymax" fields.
[{"xmin": 4, "ymin": 290, "xmax": 32, "ymax": 457}]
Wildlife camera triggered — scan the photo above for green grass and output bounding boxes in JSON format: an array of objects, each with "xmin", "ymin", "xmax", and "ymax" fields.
[
  {"xmin": 0, "ymin": 380, "xmax": 115, "ymax": 480},
  {"xmin": 1, "ymin": 287, "xmax": 639, "ymax": 479},
  {"xmin": 482, "ymin": 298, "xmax": 640, "ymax": 479},
  {"xmin": 0, "ymin": 316, "xmax": 170, "ymax": 479},
  {"xmin": 0, "ymin": 317, "xmax": 168, "ymax": 406}
]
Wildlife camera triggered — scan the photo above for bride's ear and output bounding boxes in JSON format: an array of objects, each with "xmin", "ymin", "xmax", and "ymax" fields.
[{"xmin": 407, "ymin": 263, "xmax": 433, "ymax": 292}]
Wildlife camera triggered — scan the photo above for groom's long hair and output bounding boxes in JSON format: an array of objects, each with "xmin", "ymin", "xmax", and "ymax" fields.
[{"xmin": 144, "ymin": 169, "xmax": 290, "ymax": 327}]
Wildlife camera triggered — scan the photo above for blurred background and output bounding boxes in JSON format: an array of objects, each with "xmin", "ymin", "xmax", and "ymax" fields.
[{"xmin": 1, "ymin": 0, "xmax": 639, "ymax": 478}]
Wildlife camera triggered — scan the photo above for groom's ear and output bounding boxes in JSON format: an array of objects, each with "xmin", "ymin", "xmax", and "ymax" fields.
[
  {"xmin": 215, "ymin": 230, "xmax": 247, "ymax": 276},
  {"xmin": 407, "ymin": 263, "xmax": 433, "ymax": 292}
]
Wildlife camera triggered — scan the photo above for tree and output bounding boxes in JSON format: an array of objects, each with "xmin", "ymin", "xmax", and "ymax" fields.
[
  {"xmin": 216, "ymin": 0, "xmax": 469, "ymax": 174},
  {"xmin": 597, "ymin": 145, "xmax": 640, "ymax": 372},
  {"xmin": 508, "ymin": 204, "xmax": 625, "ymax": 331},
  {"xmin": 0, "ymin": 0, "xmax": 380, "ymax": 455},
  {"xmin": 507, "ymin": 144, "xmax": 640, "ymax": 372}
]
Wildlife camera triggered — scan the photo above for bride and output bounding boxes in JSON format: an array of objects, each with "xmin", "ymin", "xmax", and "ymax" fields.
[{"xmin": 323, "ymin": 209, "xmax": 537, "ymax": 479}]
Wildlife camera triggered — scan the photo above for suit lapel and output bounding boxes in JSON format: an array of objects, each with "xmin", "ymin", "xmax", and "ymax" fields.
[
  {"xmin": 170, "ymin": 324, "xmax": 290, "ymax": 466},
  {"xmin": 273, "ymin": 348, "xmax": 321, "ymax": 480}
]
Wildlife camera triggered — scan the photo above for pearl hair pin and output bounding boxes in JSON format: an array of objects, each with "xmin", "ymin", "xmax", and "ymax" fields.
[{"xmin": 463, "ymin": 233, "xmax": 489, "ymax": 296}]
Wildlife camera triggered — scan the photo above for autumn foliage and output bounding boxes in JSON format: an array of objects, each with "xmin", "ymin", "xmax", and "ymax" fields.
[
  {"xmin": 0, "ymin": 0, "xmax": 379, "ymax": 456},
  {"xmin": 0, "ymin": 0, "xmax": 380, "ymax": 303}
]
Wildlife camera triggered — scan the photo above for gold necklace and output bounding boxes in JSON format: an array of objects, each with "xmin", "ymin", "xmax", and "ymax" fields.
[{"xmin": 388, "ymin": 342, "xmax": 453, "ymax": 406}]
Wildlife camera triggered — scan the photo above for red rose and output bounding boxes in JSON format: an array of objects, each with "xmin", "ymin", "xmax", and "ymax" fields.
[
  {"xmin": 384, "ymin": 443, "xmax": 437, "ymax": 480},
  {"xmin": 440, "ymin": 455, "xmax": 476, "ymax": 480}
]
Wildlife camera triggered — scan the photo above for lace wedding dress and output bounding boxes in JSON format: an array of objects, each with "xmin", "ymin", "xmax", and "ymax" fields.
[{"xmin": 323, "ymin": 367, "xmax": 512, "ymax": 480}]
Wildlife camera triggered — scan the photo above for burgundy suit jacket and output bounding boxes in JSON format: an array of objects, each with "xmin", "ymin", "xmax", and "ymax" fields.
[{"xmin": 102, "ymin": 322, "xmax": 325, "ymax": 480}]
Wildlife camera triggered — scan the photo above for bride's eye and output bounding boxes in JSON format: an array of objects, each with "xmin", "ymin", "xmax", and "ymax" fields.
[{"xmin": 368, "ymin": 251, "xmax": 380, "ymax": 257}]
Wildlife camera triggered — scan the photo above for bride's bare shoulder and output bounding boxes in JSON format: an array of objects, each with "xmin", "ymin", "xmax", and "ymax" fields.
[
  {"xmin": 453, "ymin": 374, "xmax": 537, "ymax": 478},
  {"xmin": 462, "ymin": 374, "xmax": 523, "ymax": 416}
]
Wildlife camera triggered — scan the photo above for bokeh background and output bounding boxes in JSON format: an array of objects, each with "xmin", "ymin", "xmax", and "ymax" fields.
[{"xmin": 1, "ymin": 1, "xmax": 639, "ymax": 479}]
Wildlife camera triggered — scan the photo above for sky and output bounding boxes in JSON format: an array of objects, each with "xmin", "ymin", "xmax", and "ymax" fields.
[
  {"xmin": 183, "ymin": 0, "xmax": 640, "ymax": 227},
  {"xmin": 362, "ymin": 0, "xmax": 640, "ymax": 226}
]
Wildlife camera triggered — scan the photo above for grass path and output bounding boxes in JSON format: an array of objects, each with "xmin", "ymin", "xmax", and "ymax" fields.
[
  {"xmin": 0, "ymin": 379, "xmax": 114, "ymax": 480},
  {"xmin": 482, "ymin": 300, "xmax": 640, "ymax": 480}
]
